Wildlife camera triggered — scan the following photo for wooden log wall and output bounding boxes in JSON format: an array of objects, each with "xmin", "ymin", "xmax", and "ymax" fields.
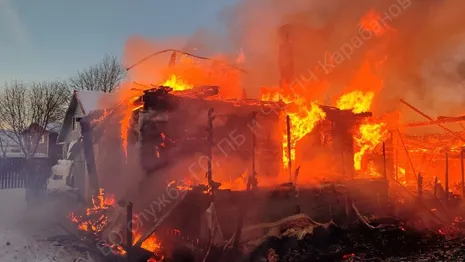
[{"xmin": 154, "ymin": 179, "xmax": 389, "ymax": 245}]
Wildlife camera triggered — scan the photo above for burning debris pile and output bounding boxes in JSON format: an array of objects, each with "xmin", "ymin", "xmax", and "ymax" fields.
[{"xmin": 67, "ymin": 189, "xmax": 163, "ymax": 261}]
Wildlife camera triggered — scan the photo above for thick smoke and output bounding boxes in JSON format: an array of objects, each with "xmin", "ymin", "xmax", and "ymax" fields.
[
  {"xmin": 121, "ymin": 0, "xmax": 465, "ymax": 125},
  {"xmin": 220, "ymin": 0, "xmax": 465, "ymax": 117},
  {"xmin": 103, "ymin": 0, "xmax": 465, "ymax": 206}
]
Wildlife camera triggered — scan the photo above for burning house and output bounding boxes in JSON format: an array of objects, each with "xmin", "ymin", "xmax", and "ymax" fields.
[
  {"xmin": 62, "ymin": 7, "xmax": 465, "ymax": 261},
  {"xmin": 56, "ymin": 1, "xmax": 464, "ymax": 261},
  {"xmin": 64, "ymin": 74, "xmax": 393, "ymax": 261}
]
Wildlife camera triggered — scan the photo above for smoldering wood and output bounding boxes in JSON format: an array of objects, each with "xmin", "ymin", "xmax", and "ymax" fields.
[
  {"xmin": 150, "ymin": 180, "xmax": 389, "ymax": 248},
  {"xmin": 391, "ymin": 179, "xmax": 445, "ymax": 224}
]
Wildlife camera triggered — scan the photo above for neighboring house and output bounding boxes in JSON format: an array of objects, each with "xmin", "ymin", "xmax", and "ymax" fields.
[
  {"xmin": 0, "ymin": 123, "xmax": 61, "ymax": 160},
  {"xmin": 57, "ymin": 90, "xmax": 113, "ymax": 157},
  {"xmin": 56, "ymin": 90, "xmax": 114, "ymax": 201}
]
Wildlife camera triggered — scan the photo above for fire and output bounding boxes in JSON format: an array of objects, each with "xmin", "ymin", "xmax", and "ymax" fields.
[
  {"xmin": 162, "ymin": 74, "xmax": 193, "ymax": 91},
  {"xmin": 336, "ymin": 90, "xmax": 374, "ymax": 113},
  {"xmin": 119, "ymin": 72, "xmax": 196, "ymax": 157},
  {"xmin": 359, "ymin": 9, "xmax": 393, "ymax": 36},
  {"xmin": 366, "ymin": 161, "xmax": 381, "ymax": 178},
  {"xmin": 220, "ymin": 170, "xmax": 250, "ymax": 190},
  {"xmin": 168, "ymin": 179, "xmax": 194, "ymax": 191},
  {"xmin": 397, "ymin": 167, "xmax": 407, "ymax": 185},
  {"xmin": 259, "ymin": 89, "xmax": 326, "ymax": 168},
  {"xmin": 120, "ymin": 97, "xmax": 140, "ymax": 158},
  {"xmin": 69, "ymin": 189, "xmax": 163, "ymax": 256},
  {"xmin": 68, "ymin": 188, "xmax": 116, "ymax": 234},
  {"xmin": 134, "ymin": 232, "xmax": 161, "ymax": 253},
  {"xmin": 91, "ymin": 110, "xmax": 109, "ymax": 125},
  {"xmin": 354, "ymin": 121, "xmax": 387, "ymax": 171},
  {"xmin": 284, "ymin": 100, "xmax": 326, "ymax": 166}
]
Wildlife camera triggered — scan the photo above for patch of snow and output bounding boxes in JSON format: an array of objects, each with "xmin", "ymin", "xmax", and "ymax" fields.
[
  {"xmin": 46, "ymin": 123, "xmax": 61, "ymax": 133},
  {"xmin": 0, "ymin": 189, "xmax": 96, "ymax": 262},
  {"xmin": 76, "ymin": 90, "xmax": 114, "ymax": 115},
  {"xmin": 0, "ymin": 228, "xmax": 93, "ymax": 262},
  {"xmin": 47, "ymin": 160, "xmax": 73, "ymax": 193},
  {"xmin": 67, "ymin": 140, "xmax": 78, "ymax": 159},
  {"xmin": 0, "ymin": 189, "xmax": 27, "ymax": 228}
]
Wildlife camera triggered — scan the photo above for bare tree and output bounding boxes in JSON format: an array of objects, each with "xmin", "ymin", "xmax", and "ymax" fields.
[
  {"xmin": 0, "ymin": 80, "xmax": 69, "ymax": 159},
  {"xmin": 68, "ymin": 54, "xmax": 126, "ymax": 92},
  {"xmin": 0, "ymin": 136, "xmax": 9, "ymax": 159}
]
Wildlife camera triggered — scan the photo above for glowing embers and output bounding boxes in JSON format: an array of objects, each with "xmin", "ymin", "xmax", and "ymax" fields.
[{"xmin": 68, "ymin": 188, "xmax": 116, "ymax": 234}]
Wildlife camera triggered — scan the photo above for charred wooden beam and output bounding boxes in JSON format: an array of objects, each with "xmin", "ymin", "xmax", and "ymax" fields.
[
  {"xmin": 396, "ymin": 129, "xmax": 417, "ymax": 181},
  {"xmin": 404, "ymin": 115, "xmax": 465, "ymax": 127},
  {"xmin": 207, "ymin": 108, "xmax": 215, "ymax": 190},
  {"xmin": 286, "ymin": 115, "xmax": 292, "ymax": 183},
  {"xmin": 461, "ymin": 149, "xmax": 465, "ymax": 197},
  {"xmin": 382, "ymin": 142, "xmax": 387, "ymax": 180},
  {"xmin": 251, "ymin": 111, "xmax": 258, "ymax": 189},
  {"xmin": 417, "ymin": 173, "xmax": 423, "ymax": 200},
  {"xmin": 134, "ymin": 192, "xmax": 187, "ymax": 248},
  {"xmin": 400, "ymin": 99, "xmax": 465, "ymax": 143},
  {"xmin": 233, "ymin": 112, "xmax": 259, "ymax": 248},
  {"xmin": 445, "ymin": 151, "xmax": 449, "ymax": 201}
]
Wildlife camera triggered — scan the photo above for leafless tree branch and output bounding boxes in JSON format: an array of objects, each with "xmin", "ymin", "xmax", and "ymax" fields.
[
  {"xmin": 68, "ymin": 54, "xmax": 126, "ymax": 93},
  {"xmin": 0, "ymin": 80, "xmax": 69, "ymax": 158}
]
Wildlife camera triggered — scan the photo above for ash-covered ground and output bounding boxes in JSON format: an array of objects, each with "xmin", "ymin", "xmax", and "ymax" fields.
[
  {"xmin": 246, "ymin": 218, "xmax": 465, "ymax": 262},
  {"xmin": 0, "ymin": 188, "xmax": 100, "ymax": 262}
]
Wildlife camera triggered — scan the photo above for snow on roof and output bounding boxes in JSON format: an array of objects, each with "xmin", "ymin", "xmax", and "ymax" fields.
[
  {"xmin": 46, "ymin": 122, "xmax": 61, "ymax": 133},
  {"xmin": 74, "ymin": 90, "xmax": 117, "ymax": 115},
  {"xmin": 75, "ymin": 90, "xmax": 108, "ymax": 115}
]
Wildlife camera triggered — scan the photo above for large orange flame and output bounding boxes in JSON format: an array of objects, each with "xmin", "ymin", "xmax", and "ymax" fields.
[{"xmin": 354, "ymin": 121, "xmax": 387, "ymax": 172}]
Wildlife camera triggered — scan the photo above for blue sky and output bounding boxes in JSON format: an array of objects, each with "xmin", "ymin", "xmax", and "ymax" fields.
[{"xmin": 0, "ymin": 0, "xmax": 238, "ymax": 83}]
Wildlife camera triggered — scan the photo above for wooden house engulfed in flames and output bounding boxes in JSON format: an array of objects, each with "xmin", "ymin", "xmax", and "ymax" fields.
[{"xmin": 68, "ymin": 82, "xmax": 391, "ymax": 258}]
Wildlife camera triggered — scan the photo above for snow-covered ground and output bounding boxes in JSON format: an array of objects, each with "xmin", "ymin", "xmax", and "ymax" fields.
[{"xmin": 0, "ymin": 189, "xmax": 97, "ymax": 262}]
